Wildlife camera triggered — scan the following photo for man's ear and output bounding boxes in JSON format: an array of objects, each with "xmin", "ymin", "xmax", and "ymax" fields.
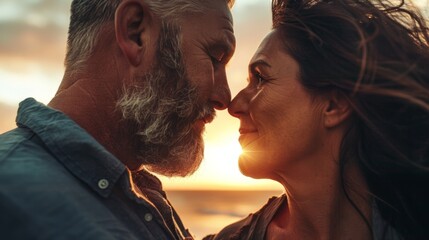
[
  {"xmin": 115, "ymin": 0, "xmax": 155, "ymax": 66},
  {"xmin": 323, "ymin": 90, "xmax": 353, "ymax": 128}
]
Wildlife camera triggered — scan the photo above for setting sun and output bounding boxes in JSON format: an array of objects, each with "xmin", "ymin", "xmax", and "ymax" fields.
[{"xmin": 157, "ymin": 111, "xmax": 282, "ymax": 191}]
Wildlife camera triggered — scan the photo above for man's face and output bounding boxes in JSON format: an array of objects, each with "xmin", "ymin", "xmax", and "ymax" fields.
[
  {"xmin": 180, "ymin": 2, "xmax": 235, "ymax": 111},
  {"xmin": 117, "ymin": 2, "xmax": 235, "ymax": 177}
]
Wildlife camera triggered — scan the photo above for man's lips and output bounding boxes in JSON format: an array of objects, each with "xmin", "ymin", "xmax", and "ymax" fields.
[
  {"xmin": 203, "ymin": 114, "xmax": 215, "ymax": 124},
  {"xmin": 195, "ymin": 114, "xmax": 215, "ymax": 128},
  {"xmin": 198, "ymin": 106, "xmax": 216, "ymax": 125}
]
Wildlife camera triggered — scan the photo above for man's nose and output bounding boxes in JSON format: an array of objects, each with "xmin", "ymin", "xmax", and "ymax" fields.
[{"xmin": 210, "ymin": 70, "xmax": 231, "ymax": 110}]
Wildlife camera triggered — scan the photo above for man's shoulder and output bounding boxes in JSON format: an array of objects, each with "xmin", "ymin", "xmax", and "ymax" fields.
[
  {"xmin": 0, "ymin": 127, "xmax": 34, "ymax": 158},
  {"xmin": 0, "ymin": 127, "xmax": 80, "ymax": 189},
  {"xmin": 0, "ymin": 128, "xmax": 121, "ymax": 239},
  {"xmin": 0, "ymin": 127, "xmax": 61, "ymax": 171}
]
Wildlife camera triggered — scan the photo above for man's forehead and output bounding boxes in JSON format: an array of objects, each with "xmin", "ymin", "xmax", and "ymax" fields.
[
  {"xmin": 178, "ymin": 1, "xmax": 235, "ymax": 50},
  {"xmin": 203, "ymin": 0, "xmax": 233, "ymax": 9},
  {"xmin": 181, "ymin": 5, "xmax": 233, "ymax": 32},
  {"xmin": 204, "ymin": 0, "xmax": 233, "ymax": 20}
]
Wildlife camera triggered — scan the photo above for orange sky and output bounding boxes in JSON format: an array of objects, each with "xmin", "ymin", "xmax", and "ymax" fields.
[
  {"xmin": 0, "ymin": 0, "xmax": 284, "ymax": 191},
  {"xmin": 0, "ymin": 0, "xmax": 427, "ymax": 190}
]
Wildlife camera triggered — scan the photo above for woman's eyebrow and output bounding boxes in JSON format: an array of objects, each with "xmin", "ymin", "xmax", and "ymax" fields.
[{"xmin": 249, "ymin": 59, "xmax": 272, "ymax": 71}]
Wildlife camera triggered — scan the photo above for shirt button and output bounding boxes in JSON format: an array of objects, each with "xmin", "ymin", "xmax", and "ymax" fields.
[
  {"xmin": 98, "ymin": 179, "xmax": 109, "ymax": 189},
  {"xmin": 144, "ymin": 213, "xmax": 153, "ymax": 222}
]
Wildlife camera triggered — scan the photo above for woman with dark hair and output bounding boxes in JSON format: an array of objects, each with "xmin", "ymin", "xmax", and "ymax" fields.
[{"xmin": 205, "ymin": 0, "xmax": 429, "ymax": 239}]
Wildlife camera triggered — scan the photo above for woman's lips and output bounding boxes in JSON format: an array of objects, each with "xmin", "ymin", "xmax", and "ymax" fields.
[
  {"xmin": 239, "ymin": 128, "xmax": 257, "ymax": 134},
  {"xmin": 238, "ymin": 128, "xmax": 258, "ymax": 148}
]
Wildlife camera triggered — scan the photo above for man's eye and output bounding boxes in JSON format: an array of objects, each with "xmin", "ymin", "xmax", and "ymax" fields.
[
  {"xmin": 211, "ymin": 56, "xmax": 221, "ymax": 64},
  {"xmin": 255, "ymin": 73, "xmax": 266, "ymax": 89},
  {"xmin": 210, "ymin": 51, "xmax": 226, "ymax": 65},
  {"xmin": 211, "ymin": 54, "xmax": 225, "ymax": 65}
]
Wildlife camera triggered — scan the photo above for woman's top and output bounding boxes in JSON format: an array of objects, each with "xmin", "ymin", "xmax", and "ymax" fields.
[{"xmin": 204, "ymin": 194, "xmax": 403, "ymax": 240}]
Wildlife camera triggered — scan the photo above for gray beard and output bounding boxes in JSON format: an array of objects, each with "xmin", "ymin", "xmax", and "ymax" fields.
[{"xmin": 116, "ymin": 22, "xmax": 215, "ymax": 177}]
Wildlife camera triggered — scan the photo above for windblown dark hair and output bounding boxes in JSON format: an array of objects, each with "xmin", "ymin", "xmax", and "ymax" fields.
[{"xmin": 271, "ymin": 0, "xmax": 429, "ymax": 239}]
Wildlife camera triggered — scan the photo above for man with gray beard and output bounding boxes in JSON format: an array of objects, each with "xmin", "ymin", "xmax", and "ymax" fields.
[{"xmin": 0, "ymin": 0, "xmax": 235, "ymax": 239}]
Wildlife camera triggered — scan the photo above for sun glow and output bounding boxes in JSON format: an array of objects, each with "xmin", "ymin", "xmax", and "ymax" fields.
[{"xmin": 158, "ymin": 111, "xmax": 282, "ymax": 191}]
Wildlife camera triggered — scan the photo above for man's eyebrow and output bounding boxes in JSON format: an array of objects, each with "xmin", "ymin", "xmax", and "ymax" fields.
[
  {"xmin": 249, "ymin": 59, "xmax": 271, "ymax": 71},
  {"xmin": 222, "ymin": 30, "xmax": 235, "ymax": 49},
  {"xmin": 222, "ymin": 15, "xmax": 234, "ymax": 32}
]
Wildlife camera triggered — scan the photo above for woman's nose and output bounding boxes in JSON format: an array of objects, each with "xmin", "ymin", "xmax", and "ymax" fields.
[{"xmin": 228, "ymin": 89, "xmax": 248, "ymax": 118}]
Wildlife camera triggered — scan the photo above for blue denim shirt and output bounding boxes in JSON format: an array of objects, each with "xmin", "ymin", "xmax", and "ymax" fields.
[{"xmin": 0, "ymin": 98, "xmax": 192, "ymax": 240}]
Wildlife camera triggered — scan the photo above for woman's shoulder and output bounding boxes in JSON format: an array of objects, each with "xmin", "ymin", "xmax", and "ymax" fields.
[{"xmin": 204, "ymin": 194, "xmax": 286, "ymax": 240}]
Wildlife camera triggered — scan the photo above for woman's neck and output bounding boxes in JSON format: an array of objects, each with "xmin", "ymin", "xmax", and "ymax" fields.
[{"xmin": 267, "ymin": 161, "xmax": 372, "ymax": 240}]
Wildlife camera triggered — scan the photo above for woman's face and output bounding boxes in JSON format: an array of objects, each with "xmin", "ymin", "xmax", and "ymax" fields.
[{"xmin": 229, "ymin": 29, "xmax": 327, "ymax": 180}]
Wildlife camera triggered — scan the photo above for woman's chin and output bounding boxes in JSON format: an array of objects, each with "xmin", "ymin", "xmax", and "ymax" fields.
[{"xmin": 238, "ymin": 154, "xmax": 267, "ymax": 179}]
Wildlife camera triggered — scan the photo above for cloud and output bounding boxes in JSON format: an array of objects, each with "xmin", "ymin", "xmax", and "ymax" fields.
[
  {"xmin": 0, "ymin": 21, "xmax": 67, "ymax": 65},
  {"xmin": 0, "ymin": 0, "xmax": 68, "ymax": 105},
  {"xmin": 0, "ymin": 0, "xmax": 70, "ymax": 23},
  {"xmin": 0, "ymin": 0, "xmax": 69, "ymax": 68}
]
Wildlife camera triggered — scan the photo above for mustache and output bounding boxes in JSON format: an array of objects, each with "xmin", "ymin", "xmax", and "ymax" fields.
[{"xmin": 198, "ymin": 104, "xmax": 216, "ymax": 124}]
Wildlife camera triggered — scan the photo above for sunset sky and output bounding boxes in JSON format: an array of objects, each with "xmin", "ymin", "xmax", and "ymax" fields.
[
  {"xmin": 0, "ymin": 0, "xmax": 427, "ymax": 191},
  {"xmin": 0, "ymin": 0, "xmax": 282, "ymax": 191}
]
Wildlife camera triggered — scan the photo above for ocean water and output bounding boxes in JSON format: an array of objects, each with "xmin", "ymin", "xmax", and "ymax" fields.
[{"xmin": 166, "ymin": 190, "xmax": 283, "ymax": 240}]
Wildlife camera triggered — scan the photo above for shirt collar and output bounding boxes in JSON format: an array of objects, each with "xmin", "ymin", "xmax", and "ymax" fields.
[
  {"xmin": 132, "ymin": 168, "xmax": 165, "ymax": 197},
  {"xmin": 16, "ymin": 98, "xmax": 126, "ymax": 198}
]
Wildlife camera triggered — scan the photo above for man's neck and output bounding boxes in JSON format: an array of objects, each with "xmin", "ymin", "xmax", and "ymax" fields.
[{"xmin": 48, "ymin": 75, "xmax": 140, "ymax": 170}]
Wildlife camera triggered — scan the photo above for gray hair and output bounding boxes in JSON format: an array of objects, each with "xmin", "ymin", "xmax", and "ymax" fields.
[
  {"xmin": 116, "ymin": 22, "xmax": 215, "ymax": 176},
  {"xmin": 65, "ymin": 0, "xmax": 234, "ymax": 73}
]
